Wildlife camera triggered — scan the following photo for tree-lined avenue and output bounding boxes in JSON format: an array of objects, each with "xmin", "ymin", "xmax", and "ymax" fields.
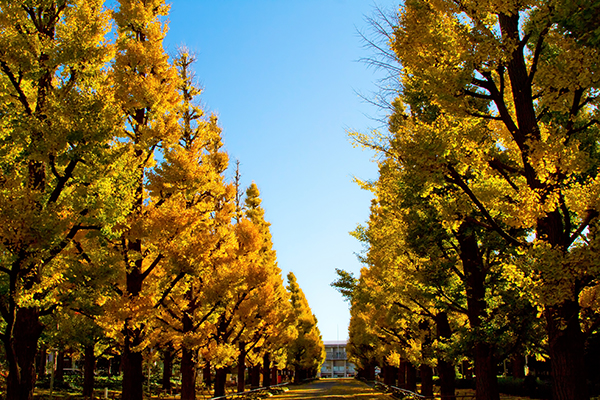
[{"xmin": 271, "ymin": 379, "xmax": 391, "ymax": 400}]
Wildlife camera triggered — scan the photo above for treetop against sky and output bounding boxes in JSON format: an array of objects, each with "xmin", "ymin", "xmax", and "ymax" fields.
[{"xmin": 162, "ymin": 0, "xmax": 399, "ymax": 342}]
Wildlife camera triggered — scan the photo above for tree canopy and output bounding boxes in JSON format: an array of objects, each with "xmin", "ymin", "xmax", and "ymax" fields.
[
  {"xmin": 0, "ymin": 2, "xmax": 322, "ymax": 399},
  {"xmin": 342, "ymin": 0, "xmax": 600, "ymax": 399}
]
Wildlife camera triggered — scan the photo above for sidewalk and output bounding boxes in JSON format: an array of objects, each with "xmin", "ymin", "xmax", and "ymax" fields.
[{"xmin": 270, "ymin": 378, "xmax": 391, "ymax": 400}]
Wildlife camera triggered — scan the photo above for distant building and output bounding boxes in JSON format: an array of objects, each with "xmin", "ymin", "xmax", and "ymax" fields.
[{"xmin": 320, "ymin": 340, "xmax": 355, "ymax": 378}]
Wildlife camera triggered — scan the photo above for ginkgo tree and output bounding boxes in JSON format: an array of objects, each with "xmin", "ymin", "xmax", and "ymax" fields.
[
  {"xmin": 286, "ymin": 272, "xmax": 325, "ymax": 382},
  {"xmin": 238, "ymin": 183, "xmax": 296, "ymax": 391},
  {"xmin": 145, "ymin": 49, "xmax": 240, "ymax": 400},
  {"xmin": 0, "ymin": 3, "xmax": 315, "ymax": 400},
  {"xmin": 353, "ymin": 0, "xmax": 600, "ymax": 399},
  {"xmin": 339, "ymin": 151, "xmax": 540, "ymax": 399},
  {"xmin": 106, "ymin": 0, "xmax": 181, "ymax": 399},
  {"xmin": 0, "ymin": 1, "xmax": 116, "ymax": 399},
  {"xmin": 203, "ymin": 183, "xmax": 294, "ymax": 398}
]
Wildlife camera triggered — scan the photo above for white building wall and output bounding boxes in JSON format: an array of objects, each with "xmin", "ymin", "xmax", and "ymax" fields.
[{"xmin": 319, "ymin": 340, "xmax": 356, "ymax": 378}]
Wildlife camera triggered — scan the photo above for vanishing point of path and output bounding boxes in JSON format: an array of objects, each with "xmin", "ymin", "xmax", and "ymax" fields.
[{"xmin": 271, "ymin": 378, "xmax": 391, "ymax": 400}]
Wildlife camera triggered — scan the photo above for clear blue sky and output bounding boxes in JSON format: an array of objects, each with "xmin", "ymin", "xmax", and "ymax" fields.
[{"xmin": 163, "ymin": 1, "xmax": 398, "ymax": 341}]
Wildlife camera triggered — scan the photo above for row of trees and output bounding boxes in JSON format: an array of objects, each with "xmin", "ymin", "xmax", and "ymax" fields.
[
  {"xmin": 336, "ymin": 1, "xmax": 600, "ymax": 400},
  {"xmin": 0, "ymin": 1, "xmax": 324, "ymax": 400}
]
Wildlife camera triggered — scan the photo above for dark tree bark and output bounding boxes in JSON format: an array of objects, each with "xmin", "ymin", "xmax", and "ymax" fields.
[
  {"xmin": 420, "ymin": 364, "xmax": 433, "ymax": 397},
  {"xmin": 383, "ymin": 363, "xmax": 396, "ymax": 386},
  {"xmin": 251, "ymin": 364, "xmax": 261, "ymax": 388},
  {"xmin": 435, "ymin": 312, "xmax": 456, "ymax": 400},
  {"xmin": 36, "ymin": 344, "xmax": 47, "ymax": 379},
  {"xmin": 237, "ymin": 342, "xmax": 246, "ymax": 392},
  {"xmin": 214, "ymin": 367, "xmax": 228, "ymax": 398},
  {"xmin": 474, "ymin": 343, "xmax": 499, "ymax": 400},
  {"xmin": 55, "ymin": 349, "xmax": 65, "ymax": 383},
  {"xmin": 367, "ymin": 362, "xmax": 376, "ymax": 380},
  {"xmin": 181, "ymin": 347, "xmax": 197, "ymax": 400},
  {"xmin": 406, "ymin": 363, "xmax": 417, "ymax": 393},
  {"xmin": 512, "ymin": 354, "xmax": 525, "ymax": 379},
  {"xmin": 121, "ymin": 318, "xmax": 144, "ymax": 400},
  {"xmin": 271, "ymin": 366, "xmax": 278, "ymax": 385},
  {"xmin": 262, "ymin": 352, "xmax": 271, "ymax": 388},
  {"xmin": 180, "ymin": 308, "xmax": 198, "ymax": 400},
  {"xmin": 83, "ymin": 344, "xmax": 96, "ymax": 397},
  {"xmin": 438, "ymin": 358, "xmax": 457, "ymax": 400},
  {"xmin": 203, "ymin": 361, "xmax": 212, "ymax": 388},
  {"xmin": 110, "ymin": 355, "xmax": 121, "ymax": 376},
  {"xmin": 546, "ymin": 300, "xmax": 589, "ymax": 400},
  {"xmin": 4, "ymin": 308, "xmax": 44, "ymax": 400},
  {"xmin": 121, "ymin": 252, "xmax": 144, "ymax": 400},
  {"xmin": 162, "ymin": 345, "xmax": 174, "ymax": 392},
  {"xmin": 456, "ymin": 222, "xmax": 499, "ymax": 400},
  {"xmin": 397, "ymin": 360, "xmax": 406, "ymax": 388}
]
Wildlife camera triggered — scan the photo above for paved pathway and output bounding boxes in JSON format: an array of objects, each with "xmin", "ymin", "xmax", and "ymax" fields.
[{"xmin": 271, "ymin": 378, "xmax": 392, "ymax": 400}]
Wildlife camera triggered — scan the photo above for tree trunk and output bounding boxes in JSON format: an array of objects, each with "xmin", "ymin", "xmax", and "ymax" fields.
[
  {"xmin": 203, "ymin": 361, "xmax": 212, "ymax": 388},
  {"xmin": 383, "ymin": 363, "xmax": 396, "ymax": 386},
  {"xmin": 499, "ymin": 13, "xmax": 590, "ymax": 398},
  {"xmin": 397, "ymin": 361, "xmax": 406, "ymax": 388},
  {"xmin": 474, "ymin": 343, "xmax": 499, "ymax": 400},
  {"xmin": 271, "ymin": 366, "xmax": 278, "ymax": 385},
  {"xmin": 463, "ymin": 359, "xmax": 473, "ymax": 380},
  {"xmin": 367, "ymin": 362, "xmax": 375, "ymax": 381},
  {"xmin": 237, "ymin": 342, "xmax": 246, "ymax": 392},
  {"xmin": 512, "ymin": 354, "xmax": 525, "ymax": 379},
  {"xmin": 5, "ymin": 307, "xmax": 44, "ymax": 400},
  {"xmin": 546, "ymin": 300, "xmax": 589, "ymax": 400},
  {"xmin": 251, "ymin": 365, "xmax": 261, "ymax": 388},
  {"xmin": 435, "ymin": 312, "xmax": 456, "ymax": 400},
  {"xmin": 420, "ymin": 364, "xmax": 433, "ymax": 397},
  {"xmin": 457, "ymin": 222, "xmax": 499, "ymax": 400},
  {"xmin": 406, "ymin": 363, "xmax": 417, "ymax": 393},
  {"xmin": 83, "ymin": 344, "xmax": 95, "ymax": 397},
  {"xmin": 121, "ymin": 325, "xmax": 144, "ymax": 400},
  {"xmin": 122, "ymin": 261, "xmax": 144, "ymax": 400},
  {"xmin": 262, "ymin": 352, "xmax": 271, "ymax": 388},
  {"xmin": 438, "ymin": 358, "xmax": 457, "ymax": 400},
  {"xmin": 214, "ymin": 367, "xmax": 228, "ymax": 398},
  {"xmin": 55, "ymin": 349, "xmax": 65, "ymax": 383},
  {"xmin": 110, "ymin": 355, "xmax": 121, "ymax": 376},
  {"xmin": 162, "ymin": 345, "xmax": 174, "ymax": 392},
  {"xmin": 36, "ymin": 344, "xmax": 47, "ymax": 379},
  {"xmin": 181, "ymin": 347, "xmax": 197, "ymax": 400}
]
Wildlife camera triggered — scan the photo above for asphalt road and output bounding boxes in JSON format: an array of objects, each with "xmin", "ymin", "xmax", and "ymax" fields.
[{"xmin": 271, "ymin": 378, "xmax": 392, "ymax": 400}]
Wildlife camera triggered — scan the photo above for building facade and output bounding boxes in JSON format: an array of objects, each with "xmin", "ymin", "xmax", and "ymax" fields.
[{"xmin": 320, "ymin": 340, "xmax": 356, "ymax": 378}]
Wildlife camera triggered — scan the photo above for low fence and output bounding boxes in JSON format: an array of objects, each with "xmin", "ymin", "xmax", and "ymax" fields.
[
  {"xmin": 374, "ymin": 381, "xmax": 477, "ymax": 400},
  {"xmin": 207, "ymin": 382, "xmax": 290, "ymax": 400},
  {"xmin": 373, "ymin": 380, "xmax": 540, "ymax": 400}
]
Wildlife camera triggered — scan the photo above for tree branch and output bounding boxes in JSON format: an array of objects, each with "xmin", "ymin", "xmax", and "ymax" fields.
[
  {"xmin": 140, "ymin": 253, "xmax": 164, "ymax": 281},
  {"xmin": 528, "ymin": 25, "xmax": 550, "ymax": 84},
  {"xmin": 48, "ymin": 158, "xmax": 79, "ymax": 204},
  {"xmin": 446, "ymin": 164, "xmax": 527, "ymax": 247},
  {"xmin": 41, "ymin": 211, "xmax": 89, "ymax": 267},
  {"xmin": 488, "ymin": 158, "xmax": 522, "ymax": 191},
  {"xmin": 0, "ymin": 59, "xmax": 33, "ymax": 115},
  {"xmin": 464, "ymin": 89, "xmax": 493, "ymax": 100},
  {"xmin": 569, "ymin": 209, "xmax": 599, "ymax": 246},
  {"xmin": 155, "ymin": 271, "xmax": 186, "ymax": 309}
]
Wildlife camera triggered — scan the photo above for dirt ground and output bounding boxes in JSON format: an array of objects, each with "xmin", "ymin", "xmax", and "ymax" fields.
[
  {"xmin": 270, "ymin": 379, "xmax": 537, "ymax": 400},
  {"xmin": 271, "ymin": 378, "xmax": 402, "ymax": 400}
]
